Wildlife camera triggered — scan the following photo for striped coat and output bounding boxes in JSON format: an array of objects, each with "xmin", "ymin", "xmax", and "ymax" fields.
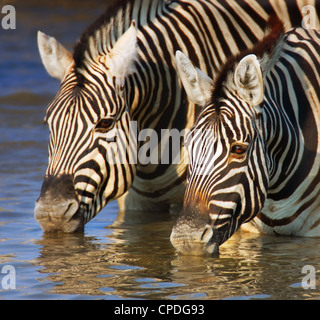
[
  {"xmin": 172, "ymin": 17, "xmax": 320, "ymax": 255},
  {"xmin": 35, "ymin": 0, "xmax": 320, "ymax": 232}
]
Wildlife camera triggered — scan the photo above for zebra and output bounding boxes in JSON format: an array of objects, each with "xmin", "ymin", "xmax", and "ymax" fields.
[
  {"xmin": 171, "ymin": 16, "xmax": 320, "ymax": 256},
  {"xmin": 35, "ymin": 0, "xmax": 320, "ymax": 232}
]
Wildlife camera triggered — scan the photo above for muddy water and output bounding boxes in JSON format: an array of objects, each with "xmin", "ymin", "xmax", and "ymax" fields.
[{"xmin": 0, "ymin": 1, "xmax": 320, "ymax": 300}]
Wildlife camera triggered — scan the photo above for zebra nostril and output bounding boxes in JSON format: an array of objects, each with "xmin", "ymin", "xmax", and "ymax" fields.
[
  {"xmin": 200, "ymin": 224, "xmax": 213, "ymax": 242},
  {"xmin": 64, "ymin": 199, "xmax": 79, "ymax": 220}
]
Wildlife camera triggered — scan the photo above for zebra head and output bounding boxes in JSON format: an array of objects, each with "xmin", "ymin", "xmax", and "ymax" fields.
[
  {"xmin": 171, "ymin": 51, "xmax": 269, "ymax": 255},
  {"xmin": 35, "ymin": 23, "xmax": 138, "ymax": 232}
]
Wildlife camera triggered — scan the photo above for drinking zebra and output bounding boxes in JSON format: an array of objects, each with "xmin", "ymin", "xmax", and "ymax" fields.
[
  {"xmin": 35, "ymin": 0, "xmax": 319, "ymax": 232},
  {"xmin": 172, "ymin": 16, "xmax": 320, "ymax": 255}
]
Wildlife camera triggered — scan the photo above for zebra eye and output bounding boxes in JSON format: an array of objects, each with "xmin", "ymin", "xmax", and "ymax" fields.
[
  {"xmin": 95, "ymin": 118, "xmax": 114, "ymax": 132},
  {"xmin": 230, "ymin": 144, "xmax": 247, "ymax": 155}
]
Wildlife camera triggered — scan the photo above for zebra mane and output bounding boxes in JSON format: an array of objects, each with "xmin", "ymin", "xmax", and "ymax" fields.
[
  {"xmin": 210, "ymin": 15, "xmax": 285, "ymax": 105},
  {"xmin": 73, "ymin": 0, "xmax": 134, "ymax": 86},
  {"xmin": 73, "ymin": 0, "xmax": 165, "ymax": 86}
]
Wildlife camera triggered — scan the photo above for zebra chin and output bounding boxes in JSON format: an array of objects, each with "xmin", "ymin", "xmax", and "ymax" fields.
[{"xmin": 34, "ymin": 174, "xmax": 85, "ymax": 233}]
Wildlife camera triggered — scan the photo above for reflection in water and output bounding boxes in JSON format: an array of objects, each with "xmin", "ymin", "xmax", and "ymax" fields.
[
  {"xmin": 35, "ymin": 210, "xmax": 176, "ymax": 298},
  {"xmin": 34, "ymin": 209, "xmax": 320, "ymax": 299}
]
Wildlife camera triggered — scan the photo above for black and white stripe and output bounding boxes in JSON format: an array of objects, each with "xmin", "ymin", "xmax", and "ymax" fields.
[
  {"xmin": 172, "ymin": 17, "xmax": 320, "ymax": 255},
  {"xmin": 35, "ymin": 0, "xmax": 319, "ymax": 232}
]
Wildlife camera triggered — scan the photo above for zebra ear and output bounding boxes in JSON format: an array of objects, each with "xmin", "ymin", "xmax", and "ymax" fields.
[
  {"xmin": 37, "ymin": 31, "xmax": 74, "ymax": 81},
  {"xmin": 234, "ymin": 54, "xmax": 264, "ymax": 107},
  {"xmin": 175, "ymin": 50, "xmax": 214, "ymax": 107},
  {"xmin": 106, "ymin": 21, "xmax": 137, "ymax": 86}
]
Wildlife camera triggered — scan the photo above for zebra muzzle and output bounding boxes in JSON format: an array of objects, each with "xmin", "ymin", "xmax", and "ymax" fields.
[
  {"xmin": 170, "ymin": 223, "xmax": 220, "ymax": 256},
  {"xmin": 34, "ymin": 174, "xmax": 84, "ymax": 233}
]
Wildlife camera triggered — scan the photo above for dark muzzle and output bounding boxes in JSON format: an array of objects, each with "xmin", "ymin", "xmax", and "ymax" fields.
[{"xmin": 34, "ymin": 174, "xmax": 84, "ymax": 233}]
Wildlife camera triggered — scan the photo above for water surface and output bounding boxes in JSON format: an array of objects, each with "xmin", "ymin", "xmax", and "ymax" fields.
[{"xmin": 0, "ymin": 1, "xmax": 320, "ymax": 300}]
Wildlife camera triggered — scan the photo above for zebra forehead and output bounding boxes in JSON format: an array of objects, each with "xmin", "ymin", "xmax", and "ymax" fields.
[
  {"xmin": 199, "ymin": 110, "xmax": 254, "ymax": 145},
  {"xmin": 75, "ymin": 73, "xmax": 123, "ymax": 116},
  {"xmin": 47, "ymin": 89, "xmax": 109, "ymax": 124},
  {"xmin": 199, "ymin": 99, "xmax": 252, "ymax": 127}
]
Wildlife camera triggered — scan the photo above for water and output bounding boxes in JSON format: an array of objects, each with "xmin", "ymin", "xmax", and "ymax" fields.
[{"xmin": 1, "ymin": 1, "xmax": 320, "ymax": 300}]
